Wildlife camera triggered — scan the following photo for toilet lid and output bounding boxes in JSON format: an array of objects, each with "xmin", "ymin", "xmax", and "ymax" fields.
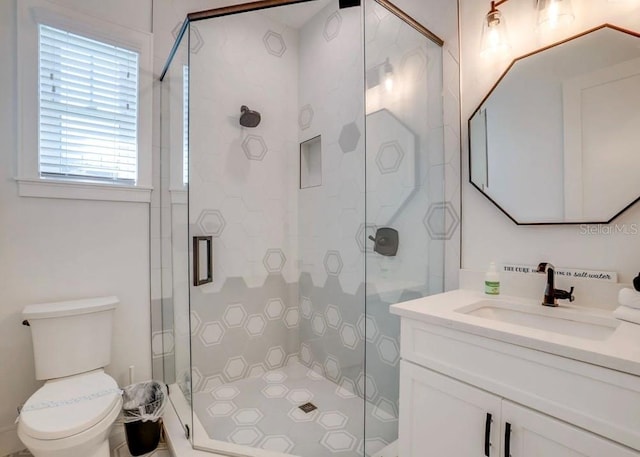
[{"xmin": 20, "ymin": 371, "xmax": 122, "ymax": 440}]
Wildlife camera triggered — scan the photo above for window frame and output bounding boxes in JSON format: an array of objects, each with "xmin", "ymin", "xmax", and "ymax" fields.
[
  {"xmin": 17, "ymin": 0, "xmax": 153, "ymax": 202},
  {"xmin": 182, "ymin": 64, "xmax": 189, "ymax": 187}
]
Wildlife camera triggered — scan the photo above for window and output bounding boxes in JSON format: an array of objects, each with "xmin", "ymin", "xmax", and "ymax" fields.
[
  {"xmin": 17, "ymin": 0, "xmax": 153, "ymax": 202},
  {"xmin": 183, "ymin": 65, "xmax": 189, "ymax": 186},
  {"xmin": 39, "ymin": 25, "xmax": 139, "ymax": 184}
]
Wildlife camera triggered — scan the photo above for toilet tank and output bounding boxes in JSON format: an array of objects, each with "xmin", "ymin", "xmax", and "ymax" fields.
[{"xmin": 23, "ymin": 296, "xmax": 119, "ymax": 380}]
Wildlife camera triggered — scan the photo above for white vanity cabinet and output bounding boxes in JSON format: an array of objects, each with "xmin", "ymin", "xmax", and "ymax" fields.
[
  {"xmin": 400, "ymin": 361, "xmax": 637, "ymax": 457},
  {"xmin": 399, "ymin": 361, "xmax": 502, "ymax": 456},
  {"xmin": 502, "ymin": 399, "xmax": 636, "ymax": 457},
  {"xmin": 396, "ymin": 315, "xmax": 640, "ymax": 457}
]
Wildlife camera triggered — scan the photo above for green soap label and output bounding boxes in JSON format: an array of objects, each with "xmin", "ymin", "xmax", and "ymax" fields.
[{"xmin": 485, "ymin": 281, "xmax": 500, "ymax": 295}]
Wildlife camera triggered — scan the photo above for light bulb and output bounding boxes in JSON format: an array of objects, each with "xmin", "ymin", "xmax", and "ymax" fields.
[
  {"xmin": 384, "ymin": 75, "xmax": 394, "ymax": 92},
  {"xmin": 480, "ymin": 8, "xmax": 510, "ymax": 57},
  {"xmin": 383, "ymin": 59, "xmax": 394, "ymax": 93},
  {"xmin": 537, "ymin": 0, "xmax": 574, "ymax": 31}
]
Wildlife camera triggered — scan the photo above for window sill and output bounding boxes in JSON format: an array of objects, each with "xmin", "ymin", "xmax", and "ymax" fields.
[
  {"xmin": 169, "ymin": 188, "xmax": 188, "ymax": 205},
  {"xmin": 16, "ymin": 177, "xmax": 153, "ymax": 203}
]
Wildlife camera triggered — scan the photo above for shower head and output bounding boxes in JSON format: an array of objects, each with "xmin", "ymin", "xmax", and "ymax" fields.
[{"xmin": 240, "ymin": 105, "xmax": 261, "ymax": 128}]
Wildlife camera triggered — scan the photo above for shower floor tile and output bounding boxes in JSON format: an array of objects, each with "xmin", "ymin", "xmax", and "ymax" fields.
[{"xmin": 193, "ymin": 362, "xmax": 397, "ymax": 457}]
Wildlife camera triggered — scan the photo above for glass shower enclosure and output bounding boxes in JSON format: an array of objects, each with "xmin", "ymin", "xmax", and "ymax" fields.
[{"xmin": 157, "ymin": 0, "xmax": 445, "ymax": 455}]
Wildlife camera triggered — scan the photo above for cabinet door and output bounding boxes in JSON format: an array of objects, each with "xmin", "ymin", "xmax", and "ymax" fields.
[
  {"xmin": 399, "ymin": 361, "xmax": 502, "ymax": 457},
  {"xmin": 502, "ymin": 400, "xmax": 639, "ymax": 457}
]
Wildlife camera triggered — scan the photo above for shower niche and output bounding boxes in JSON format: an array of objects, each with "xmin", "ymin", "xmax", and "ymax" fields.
[
  {"xmin": 158, "ymin": 0, "xmax": 446, "ymax": 456},
  {"xmin": 300, "ymin": 136, "xmax": 322, "ymax": 189}
]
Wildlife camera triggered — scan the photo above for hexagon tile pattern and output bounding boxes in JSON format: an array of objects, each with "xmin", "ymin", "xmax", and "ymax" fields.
[
  {"xmin": 323, "ymin": 11, "xmax": 343, "ymax": 42},
  {"xmin": 200, "ymin": 321, "xmax": 225, "ymax": 347},
  {"xmin": 355, "ymin": 223, "xmax": 377, "ymax": 253},
  {"xmin": 190, "ymin": 272, "xmax": 410, "ymax": 450},
  {"xmin": 323, "ymin": 250, "xmax": 344, "ymax": 276},
  {"xmin": 298, "ymin": 104, "xmax": 314, "ymax": 130},
  {"xmin": 196, "ymin": 209, "xmax": 226, "ymax": 237},
  {"xmin": 172, "ymin": 21, "xmax": 203, "ymax": 54},
  {"xmin": 375, "ymin": 141, "xmax": 405, "ymax": 174},
  {"xmin": 192, "ymin": 361, "xmax": 397, "ymax": 457},
  {"xmin": 338, "ymin": 122, "xmax": 361, "ymax": 153},
  {"xmin": 190, "ymin": 274, "xmax": 299, "ymax": 385},
  {"xmin": 265, "ymin": 298, "xmax": 284, "ymax": 320},
  {"xmin": 242, "ymin": 134, "xmax": 268, "ymax": 160},
  {"xmin": 401, "ymin": 47, "xmax": 427, "ymax": 81},
  {"xmin": 423, "ymin": 201, "xmax": 460, "ymax": 240},
  {"xmin": 263, "ymin": 30, "xmax": 287, "ymax": 57},
  {"xmin": 263, "ymin": 248, "xmax": 286, "ymax": 273}
]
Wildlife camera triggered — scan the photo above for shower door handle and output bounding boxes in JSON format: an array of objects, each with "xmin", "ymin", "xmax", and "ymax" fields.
[{"xmin": 193, "ymin": 236, "xmax": 213, "ymax": 286}]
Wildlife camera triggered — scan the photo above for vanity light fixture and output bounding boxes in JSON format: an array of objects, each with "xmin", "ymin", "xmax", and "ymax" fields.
[
  {"xmin": 536, "ymin": 0, "xmax": 574, "ymax": 31},
  {"xmin": 481, "ymin": 0, "xmax": 576, "ymax": 57},
  {"xmin": 481, "ymin": 0, "xmax": 511, "ymax": 57}
]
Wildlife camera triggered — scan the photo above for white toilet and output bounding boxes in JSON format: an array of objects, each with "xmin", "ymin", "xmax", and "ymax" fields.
[{"xmin": 18, "ymin": 296, "xmax": 123, "ymax": 457}]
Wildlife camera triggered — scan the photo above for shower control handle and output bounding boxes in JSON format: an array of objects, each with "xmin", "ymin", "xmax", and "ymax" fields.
[
  {"xmin": 369, "ymin": 234, "xmax": 389, "ymax": 246},
  {"xmin": 368, "ymin": 227, "xmax": 399, "ymax": 256}
]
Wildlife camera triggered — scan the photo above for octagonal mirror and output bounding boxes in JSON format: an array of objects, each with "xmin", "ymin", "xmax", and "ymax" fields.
[{"xmin": 469, "ymin": 25, "xmax": 640, "ymax": 224}]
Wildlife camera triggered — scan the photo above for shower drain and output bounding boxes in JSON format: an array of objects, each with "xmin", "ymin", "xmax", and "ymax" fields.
[{"xmin": 299, "ymin": 402, "xmax": 317, "ymax": 413}]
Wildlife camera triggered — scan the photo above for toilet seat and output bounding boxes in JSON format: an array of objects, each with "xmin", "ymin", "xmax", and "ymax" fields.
[{"xmin": 20, "ymin": 370, "xmax": 121, "ymax": 440}]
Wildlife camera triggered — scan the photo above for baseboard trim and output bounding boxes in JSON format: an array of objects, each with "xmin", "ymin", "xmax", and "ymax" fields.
[{"xmin": 0, "ymin": 424, "xmax": 23, "ymax": 456}]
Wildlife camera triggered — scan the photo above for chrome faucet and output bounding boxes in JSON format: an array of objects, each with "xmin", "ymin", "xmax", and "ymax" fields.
[{"xmin": 536, "ymin": 262, "xmax": 575, "ymax": 307}]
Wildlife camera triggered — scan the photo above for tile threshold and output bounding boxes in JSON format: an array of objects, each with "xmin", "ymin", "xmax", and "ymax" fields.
[
  {"xmin": 163, "ymin": 377, "xmax": 400, "ymax": 457},
  {"xmin": 164, "ymin": 402, "xmax": 398, "ymax": 457},
  {"xmin": 163, "ymin": 398, "xmax": 224, "ymax": 457}
]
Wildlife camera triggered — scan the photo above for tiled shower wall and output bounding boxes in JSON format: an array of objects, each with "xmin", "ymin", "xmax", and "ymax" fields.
[
  {"xmin": 187, "ymin": 8, "xmax": 301, "ymax": 391},
  {"xmin": 296, "ymin": 0, "xmax": 452, "ymax": 421},
  {"xmin": 361, "ymin": 1, "xmax": 448, "ymax": 419},
  {"xmin": 177, "ymin": 0, "xmax": 372, "ymax": 395},
  {"xmin": 296, "ymin": 2, "xmax": 366, "ymax": 393},
  {"xmin": 365, "ymin": 2, "xmax": 446, "ymax": 295}
]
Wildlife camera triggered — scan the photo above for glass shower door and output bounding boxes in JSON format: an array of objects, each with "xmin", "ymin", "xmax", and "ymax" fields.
[
  {"xmin": 363, "ymin": 1, "xmax": 445, "ymax": 454},
  {"xmin": 185, "ymin": 1, "xmax": 366, "ymax": 455}
]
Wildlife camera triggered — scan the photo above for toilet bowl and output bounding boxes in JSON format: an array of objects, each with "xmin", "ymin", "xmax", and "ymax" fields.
[
  {"xmin": 19, "ymin": 297, "xmax": 122, "ymax": 457},
  {"xmin": 18, "ymin": 370, "xmax": 123, "ymax": 457}
]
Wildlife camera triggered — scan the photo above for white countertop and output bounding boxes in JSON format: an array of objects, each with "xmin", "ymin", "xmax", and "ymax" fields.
[{"xmin": 390, "ymin": 289, "xmax": 640, "ymax": 376}]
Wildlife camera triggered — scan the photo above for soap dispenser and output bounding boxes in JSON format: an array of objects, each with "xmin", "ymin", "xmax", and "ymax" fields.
[{"xmin": 485, "ymin": 262, "xmax": 500, "ymax": 296}]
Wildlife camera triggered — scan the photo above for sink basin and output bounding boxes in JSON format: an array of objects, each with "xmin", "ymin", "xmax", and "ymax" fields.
[{"xmin": 456, "ymin": 300, "xmax": 619, "ymax": 341}]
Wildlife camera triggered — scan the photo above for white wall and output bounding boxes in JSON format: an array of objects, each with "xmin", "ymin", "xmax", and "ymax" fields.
[
  {"xmin": 460, "ymin": 0, "xmax": 640, "ymax": 284},
  {"xmin": 0, "ymin": 0, "xmax": 152, "ymax": 453}
]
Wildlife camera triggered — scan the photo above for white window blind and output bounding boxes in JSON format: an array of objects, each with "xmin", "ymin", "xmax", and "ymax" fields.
[
  {"xmin": 38, "ymin": 24, "xmax": 139, "ymax": 183},
  {"xmin": 183, "ymin": 65, "xmax": 189, "ymax": 186}
]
